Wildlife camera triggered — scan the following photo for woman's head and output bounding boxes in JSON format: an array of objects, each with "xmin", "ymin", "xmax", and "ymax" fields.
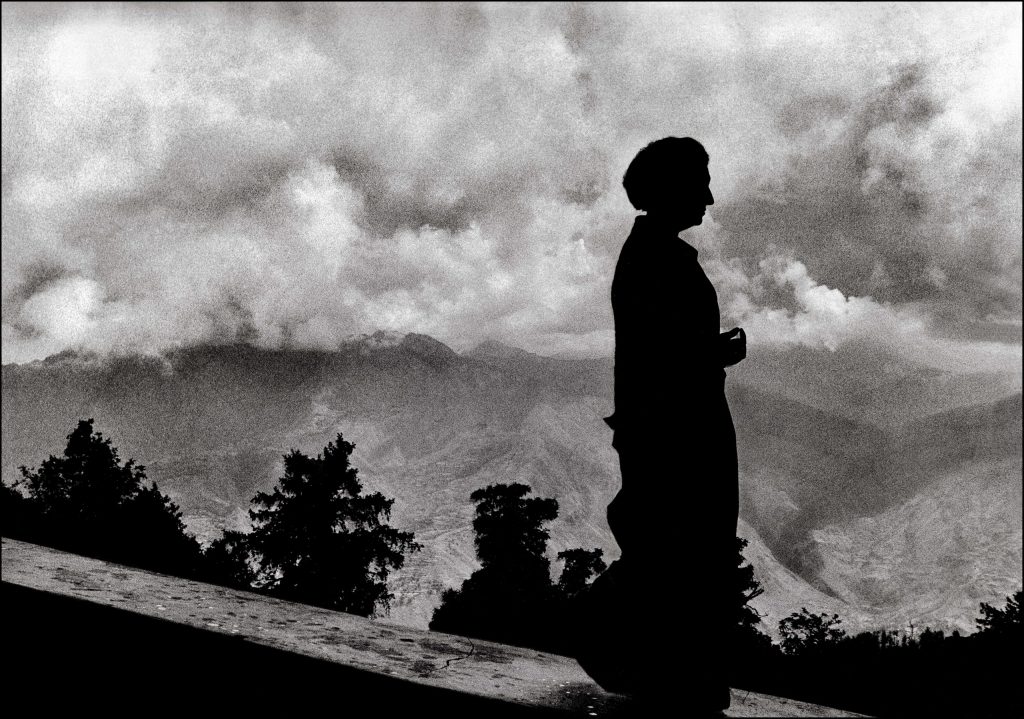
[{"xmin": 623, "ymin": 137, "xmax": 713, "ymax": 229}]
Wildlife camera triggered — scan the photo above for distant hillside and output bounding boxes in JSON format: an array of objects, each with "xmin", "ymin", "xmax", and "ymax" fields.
[
  {"xmin": 728, "ymin": 343, "xmax": 1022, "ymax": 428},
  {"xmin": 2, "ymin": 333, "xmax": 1020, "ymax": 635},
  {"xmin": 812, "ymin": 456, "xmax": 1022, "ymax": 636}
]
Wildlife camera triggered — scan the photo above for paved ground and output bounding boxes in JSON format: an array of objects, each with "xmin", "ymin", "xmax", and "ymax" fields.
[{"xmin": 2, "ymin": 538, "xmax": 866, "ymax": 717}]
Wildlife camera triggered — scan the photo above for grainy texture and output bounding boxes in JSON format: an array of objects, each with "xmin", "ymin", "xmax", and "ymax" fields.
[{"xmin": 2, "ymin": 537, "xmax": 867, "ymax": 717}]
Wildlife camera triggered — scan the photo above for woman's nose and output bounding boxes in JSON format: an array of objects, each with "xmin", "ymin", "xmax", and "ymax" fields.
[{"xmin": 706, "ymin": 189, "xmax": 715, "ymax": 206}]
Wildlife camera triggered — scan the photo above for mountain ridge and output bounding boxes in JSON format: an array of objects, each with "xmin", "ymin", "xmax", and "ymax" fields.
[{"xmin": 3, "ymin": 334, "xmax": 1019, "ymax": 636}]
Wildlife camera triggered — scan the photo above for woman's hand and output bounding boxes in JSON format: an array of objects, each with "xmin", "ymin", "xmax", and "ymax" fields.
[{"xmin": 718, "ymin": 327, "xmax": 746, "ymax": 367}]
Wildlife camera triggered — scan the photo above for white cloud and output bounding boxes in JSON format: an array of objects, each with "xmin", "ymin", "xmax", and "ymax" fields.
[
  {"xmin": 3, "ymin": 276, "xmax": 103, "ymax": 362},
  {"xmin": 1, "ymin": 2, "xmax": 1020, "ymax": 365},
  {"xmin": 706, "ymin": 253, "xmax": 927, "ymax": 352}
]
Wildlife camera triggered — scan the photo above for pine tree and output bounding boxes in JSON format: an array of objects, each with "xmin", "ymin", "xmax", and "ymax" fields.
[
  {"xmin": 14, "ymin": 419, "xmax": 202, "ymax": 577},
  {"xmin": 246, "ymin": 434, "xmax": 420, "ymax": 616},
  {"xmin": 734, "ymin": 537, "xmax": 765, "ymax": 629},
  {"xmin": 732, "ymin": 537, "xmax": 775, "ymax": 657},
  {"xmin": 975, "ymin": 589, "xmax": 1022, "ymax": 637},
  {"xmin": 202, "ymin": 529, "xmax": 257, "ymax": 590}
]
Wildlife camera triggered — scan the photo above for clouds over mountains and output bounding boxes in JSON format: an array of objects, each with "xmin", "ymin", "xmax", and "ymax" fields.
[{"xmin": 2, "ymin": 3, "xmax": 1020, "ymax": 370}]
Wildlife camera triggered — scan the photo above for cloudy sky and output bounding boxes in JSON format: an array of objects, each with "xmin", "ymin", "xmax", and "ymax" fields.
[{"xmin": 2, "ymin": 2, "xmax": 1021, "ymax": 394}]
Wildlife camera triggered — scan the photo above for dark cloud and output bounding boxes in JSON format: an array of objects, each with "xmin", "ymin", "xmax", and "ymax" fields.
[
  {"xmin": 3, "ymin": 260, "xmax": 73, "ymax": 307},
  {"xmin": 714, "ymin": 63, "xmax": 1021, "ymax": 325}
]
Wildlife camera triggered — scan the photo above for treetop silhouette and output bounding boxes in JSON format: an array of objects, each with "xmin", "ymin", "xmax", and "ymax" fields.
[
  {"xmin": 246, "ymin": 433, "xmax": 421, "ymax": 616},
  {"xmin": 556, "ymin": 548, "xmax": 607, "ymax": 598},
  {"xmin": 470, "ymin": 482, "xmax": 558, "ymax": 571},
  {"xmin": 779, "ymin": 608, "xmax": 847, "ymax": 656},
  {"xmin": 976, "ymin": 588, "xmax": 1022, "ymax": 638},
  {"xmin": 11, "ymin": 418, "xmax": 202, "ymax": 577}
]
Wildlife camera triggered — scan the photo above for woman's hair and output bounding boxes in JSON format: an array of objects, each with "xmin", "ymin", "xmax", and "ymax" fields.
[{"xmin": 622, "ymin": 137, "xmax": 708, "ymax": 211}]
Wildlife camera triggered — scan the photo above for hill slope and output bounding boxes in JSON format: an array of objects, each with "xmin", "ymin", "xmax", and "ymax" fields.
[{"xmin": 2, "ymin": 334, "xmax": 1019, "ymax": 635}]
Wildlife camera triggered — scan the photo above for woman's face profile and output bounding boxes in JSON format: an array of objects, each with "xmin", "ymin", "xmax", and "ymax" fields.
[{"xmin": 650, "ymin": 165, "xmax": 714, "ymax": 231}]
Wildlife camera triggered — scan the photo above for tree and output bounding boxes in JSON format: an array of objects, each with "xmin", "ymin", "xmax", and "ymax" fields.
[
  {"xmin": 556, "ymin": 548, "xmax": 607, "ymax": 598},
  {"xmin": 779, "ymin": 608, "xmax": 847, "ymax": 656},
  {"xmin": 19, "ymin": 419, "xmax": 150, "ymax": 517},
  {"xmin": 430, "ymin": 483, "xmax": 562, "ymax": 651},
  {"xmin": 975, "ymin": 589, "xmax": 1022, "ymax": 638},
  {"xmin": 470, "ymin": 483, "xmax": 559, "ymax": 574},
  {"xmin": 731, "ymin": 537, "xmax": 775, "ymax": 658},
  {"xmin": 202, "ymin": 529, "xmax": 257, "ymax": 590},
  {"xmin": 733, "ymin": 537, "xmax": 766, "ymax": 630},
  {"xmin": 13, "ymin": 419, "xmax": 202, "ymax": 577},
  {"xmin": 245, "ymin": 434, "xmax": 420, "ymax": 617},
  {"xmin": 1, "ymin": 481, "xmax": 35, "ymax": 540}
]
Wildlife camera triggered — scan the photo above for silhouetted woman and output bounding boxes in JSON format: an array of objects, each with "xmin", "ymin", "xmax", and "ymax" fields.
[{"xmin": 576, "ymin": 137, "xmax": 745, "ymax": 714}]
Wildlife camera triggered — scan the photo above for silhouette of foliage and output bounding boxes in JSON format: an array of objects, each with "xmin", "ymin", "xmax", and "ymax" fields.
[
  {"xmin": 470, "ymin": 482, "xmax": 559, "ymax": 571},
  {"xmin": 430, "ymin": 483, "xmax": 562, "ymax": 651},
  {"xmin": 976, "ymin": 589, "xmax": 1022, "ymax": 637},
  {"xmin": 1, "ymin": 480, "xmax": 35, "ymax": 539},
  {"xmin": 731, "ymin": 591, "xmax": 1024, "ymax": 718},
  {"xmin": 778, "ymin": 608, "xmax": 846, "ymax": 655},
  {"xmin": 434, "ymin": 483, "xmax": 776, "ymax": 661},
  {"xmin": 556, "ymin": 548, "xmax": 607, "ymax": 598},
  {"xmin": 202, "ymin": 529, "xmax": 257, "ymax": 590},
  {"xmin": 10, "ymin": 419, "xmax": 203, "ymax": 577},
  {"xmin": 733, "ymin": 537, "xmax": 765, "ymax": 627},
  {"xmin": 730, "ymin": 537, "xmax": 774, "ymax": 658},
  {"xmin": 245, "ymin": 433, "xmax": 421, "ymax": 616}
]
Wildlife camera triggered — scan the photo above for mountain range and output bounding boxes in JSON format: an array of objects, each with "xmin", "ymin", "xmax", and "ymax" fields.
[{"xmin": 2, "ymin": 331, "xmax": 1020, "ymax": 637}]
